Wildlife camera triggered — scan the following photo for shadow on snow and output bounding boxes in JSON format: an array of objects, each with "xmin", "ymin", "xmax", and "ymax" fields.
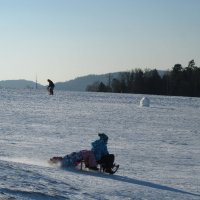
[{"xmin": 66, "ymin": 168, "xmax": 200, "ymax": 198}]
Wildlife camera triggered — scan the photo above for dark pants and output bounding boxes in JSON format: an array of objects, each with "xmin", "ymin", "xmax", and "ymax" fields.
[
  {"xmin": 48, "ymin": 86, "xmax": 54, "ymax": 95},
  {"xmin": 98, "ymin": 154, "xmax": 114, "ymax": 170},
  {"xmin": 49, "ymin": 87, "xmax": 54, "ymax": 95}
]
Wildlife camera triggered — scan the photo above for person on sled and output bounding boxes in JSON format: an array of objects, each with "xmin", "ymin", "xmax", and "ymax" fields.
[
  {"xmin": 50, "ymin": 150, "xmax": 98, "ymax": 170},
  {"xmin": 47, "ymin": 79, "xmax": 55, "ymax": 95},
  {"xmin": 91, "ymin": 133, "xmax": 118, "ymax": 174}
]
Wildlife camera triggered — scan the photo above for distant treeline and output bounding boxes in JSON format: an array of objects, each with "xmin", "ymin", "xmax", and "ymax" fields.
[{"xmin": 86, "ymin": 60, "xmax": 200, "ymax": 97}]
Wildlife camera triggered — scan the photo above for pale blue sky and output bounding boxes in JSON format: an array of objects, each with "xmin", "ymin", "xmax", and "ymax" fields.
[{"xmin": 0, "ymin": 0, "xmax": 200, "ymax": 84}]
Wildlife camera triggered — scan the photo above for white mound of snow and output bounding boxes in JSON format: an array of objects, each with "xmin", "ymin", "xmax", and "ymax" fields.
[{"xmin": 140, "ymin": 96, "xmax": 150, "ymax": 107}]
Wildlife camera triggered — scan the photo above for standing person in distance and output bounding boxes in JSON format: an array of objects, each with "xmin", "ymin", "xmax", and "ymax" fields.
[{"xmin": 47, "ymin": 79, "xmax": 55, "ymax": 95}]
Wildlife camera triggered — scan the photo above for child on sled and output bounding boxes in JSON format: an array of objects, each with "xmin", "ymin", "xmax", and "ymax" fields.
[
  {"xmin": 91, "ymin": 133, "xmax": 119, "ymax": 174},
  {"xmin": 50, "ymin": 133, "xmax": 119, "ymax": 174}
]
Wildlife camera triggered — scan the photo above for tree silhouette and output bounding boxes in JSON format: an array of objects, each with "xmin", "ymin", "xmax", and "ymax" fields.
[{"xmin": 86, "ymin": 60, "xmax": 200, "ymax": 97}]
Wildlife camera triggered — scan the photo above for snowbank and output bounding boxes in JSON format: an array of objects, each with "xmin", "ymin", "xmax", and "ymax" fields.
[{"xmin": 140, "ymin": 96, "xmax": 150, "ymax": 107}]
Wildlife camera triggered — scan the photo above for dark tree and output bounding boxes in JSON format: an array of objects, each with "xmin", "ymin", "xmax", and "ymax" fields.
[
  {"xmin": 86, "ymin": 81, "xmax": 100, "ymax": 92},
  {"xmin": 98, "ymin": 82, "xmax": 107, "ymax": 92},
  {"xmin": 86, "ymin": 59, "xmax": 200, "ymax": 97},
  {"xmin": 111, "ymin": 78, "xmax": 121, "ymax": 93}
]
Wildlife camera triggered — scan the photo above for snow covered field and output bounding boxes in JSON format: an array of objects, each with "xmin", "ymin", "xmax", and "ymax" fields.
[{"xmin": 0, "ymin": 89, "xmax": 199, "ymax": 200}]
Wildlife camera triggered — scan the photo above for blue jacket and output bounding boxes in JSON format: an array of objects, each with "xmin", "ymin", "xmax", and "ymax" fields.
[{"xmin": 91, "ymin": 139, "xmax": 109, "ymax": 161}]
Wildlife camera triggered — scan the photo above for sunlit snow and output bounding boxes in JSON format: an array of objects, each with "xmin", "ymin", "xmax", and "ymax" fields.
[{"xmin": 0, "ymin": 89, "xmax": 199, "ymax": 200}]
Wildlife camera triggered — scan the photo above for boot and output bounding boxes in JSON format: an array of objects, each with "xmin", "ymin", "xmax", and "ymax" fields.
[{"xmin": 105, "ymin": 168, "xmax": 114, "ymax": 174}]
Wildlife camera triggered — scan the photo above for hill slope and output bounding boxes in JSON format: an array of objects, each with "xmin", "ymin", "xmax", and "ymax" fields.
[
  {"xmin": 0, "ymin": 79, "xmax": 44, "ymax": 89},
  {"xmin": 0, "ymin": 90, "xmax": 199, "ymax": 199},
  {"xmin": 0, "ymin": 70, "xmax": 166, "ymax": 91},
  {"xmin": 55, "ymin": 72, "xmax": 120, "ymax": 91}
]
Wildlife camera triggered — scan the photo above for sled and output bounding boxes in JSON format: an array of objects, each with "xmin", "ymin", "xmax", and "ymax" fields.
[
  {"xmin": 77, "ymin": 160, "xmax": 119, "ymax": 174},
  {"xmin": 49, "ymin": 157, "xmax": 119, "ymax": 175}
]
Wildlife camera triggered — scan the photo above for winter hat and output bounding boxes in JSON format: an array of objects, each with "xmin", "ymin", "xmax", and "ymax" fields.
[{"xmin": 98, "ymin": 133, "xmax": 108, "ymax": 143}]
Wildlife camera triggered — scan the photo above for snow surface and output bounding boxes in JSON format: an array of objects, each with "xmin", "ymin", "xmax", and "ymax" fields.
[{"xmin": 0, "ymin": 89, "xmax": 200, "ymax": 200}]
